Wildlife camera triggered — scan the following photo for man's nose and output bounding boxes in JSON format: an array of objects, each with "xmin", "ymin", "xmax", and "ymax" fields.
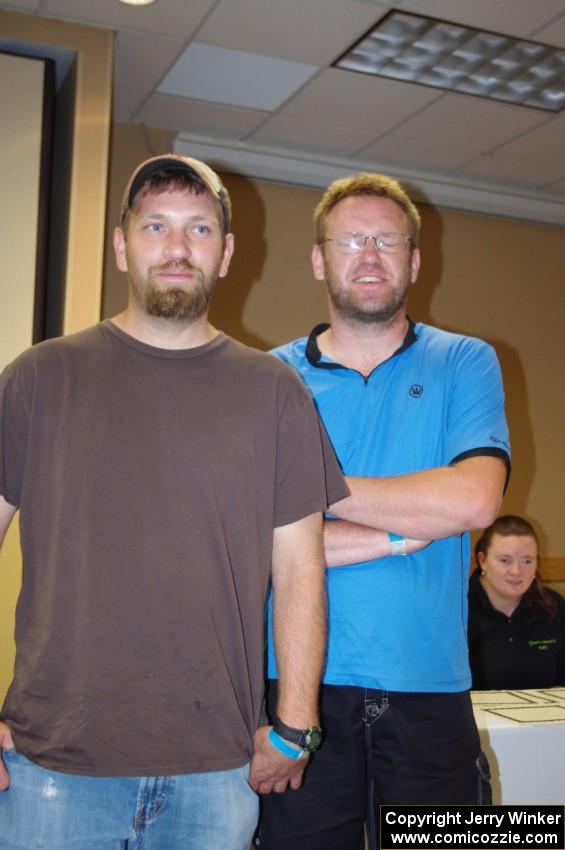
[{"xmin": 164, "ymin": 230, "xmax": 191, "ymax": 260}]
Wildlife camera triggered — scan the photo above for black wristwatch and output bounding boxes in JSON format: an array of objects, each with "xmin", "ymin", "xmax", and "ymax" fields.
[{"xmin": 273, "ymin": 718, "xmax": 322, "ymax": 753}]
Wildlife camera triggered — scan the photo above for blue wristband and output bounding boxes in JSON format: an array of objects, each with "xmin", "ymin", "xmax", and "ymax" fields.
[
  {"xmin": 388, "ymin": 532, "xmax": 407, "ymax": 556},
  {"xmin": 268, "ymin": 728, "xmax": 307, "ymax": 760}
]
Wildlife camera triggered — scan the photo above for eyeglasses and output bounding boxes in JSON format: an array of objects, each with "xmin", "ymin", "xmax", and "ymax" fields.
[{"xmin": 322, "ymin": 232, "xmax": 413, "ymax": 254}]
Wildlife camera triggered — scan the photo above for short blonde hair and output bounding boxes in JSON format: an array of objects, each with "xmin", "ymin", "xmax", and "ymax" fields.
[{"xmin": 314, "ymin": 172, "xmax": 421, "ymax": 245}]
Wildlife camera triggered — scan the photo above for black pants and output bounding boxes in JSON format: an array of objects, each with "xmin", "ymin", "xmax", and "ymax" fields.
[{"xmin": 255, "ymin": 682, "xmax": 491, "ymax": 850}]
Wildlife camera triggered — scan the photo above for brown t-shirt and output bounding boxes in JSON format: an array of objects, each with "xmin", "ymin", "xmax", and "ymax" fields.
[{"xmin": 0, "ymin": 322, "xmax": 347, "ymax": 776}]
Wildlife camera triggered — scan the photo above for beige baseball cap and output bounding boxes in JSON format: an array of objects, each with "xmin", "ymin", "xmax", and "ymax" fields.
[{"xmin": 120, "ymin": 153, "xmax": 232, "ymax": 231}]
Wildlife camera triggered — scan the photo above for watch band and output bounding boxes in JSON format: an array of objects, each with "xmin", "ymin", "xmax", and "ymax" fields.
[
  {"xmin": 268, "ymin": 728, "xmax": 308, "ymax": 760},
  {"xmin": 273, "ymin": 718, "xmax": 322, "ymax": 752}
]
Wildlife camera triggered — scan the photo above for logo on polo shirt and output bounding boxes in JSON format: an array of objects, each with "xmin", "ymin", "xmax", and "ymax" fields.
[
  {"xmin": 490, "ymin": 435, "xmax": 511, "ymax": 451},
  {"xmin": 409, "ymin": 384, "xmax": 423, "ymax": 398},
  {"xmin": 528, "ymin": 639, "xmax": 556, "ymax": 651}
]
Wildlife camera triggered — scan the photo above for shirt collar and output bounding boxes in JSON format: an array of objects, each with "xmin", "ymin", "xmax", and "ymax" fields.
[{"xmin": 305, "ymin": 319, "xmax": 418, "ymax": 369}]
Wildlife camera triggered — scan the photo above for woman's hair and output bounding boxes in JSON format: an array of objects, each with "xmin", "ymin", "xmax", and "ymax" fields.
[{"xmin": 474, "ymin": 515, "xmax": 557, "ymax": 619}]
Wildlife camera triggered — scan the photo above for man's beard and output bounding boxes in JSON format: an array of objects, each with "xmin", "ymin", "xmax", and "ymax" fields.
[
  {"xmin": 327, "ymin": 282, "xmax": 407, "ymax": 325},
  {"xmin": 135, "ymin": 263, "xmax": 215, "ymax": 320}
]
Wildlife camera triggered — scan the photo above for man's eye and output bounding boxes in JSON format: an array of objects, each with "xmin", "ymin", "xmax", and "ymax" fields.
[
  {"xmin": 193, "ymin": 225, "xmax": 211, "ymax": 236},
  {"xmin": 146, "ymin": 223, "xmax": 163, "ymax": 232}
]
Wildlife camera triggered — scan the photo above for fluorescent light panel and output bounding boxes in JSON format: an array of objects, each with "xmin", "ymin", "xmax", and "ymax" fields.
[
  {"xmin": 335, "ymin": 11, "xmax": 565, "ymax": 112},
  {"xmin": 159, "ymin": 42, "xmax": 318, "ymax": 111}
]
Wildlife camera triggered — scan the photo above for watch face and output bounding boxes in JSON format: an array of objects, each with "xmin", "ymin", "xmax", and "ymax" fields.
[{"xmin": 305, "ymin": 727, "xmax": 322, "ymax": 750}]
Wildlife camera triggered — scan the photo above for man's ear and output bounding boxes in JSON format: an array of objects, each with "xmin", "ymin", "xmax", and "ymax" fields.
[
  {"xmin": 410, "ymin": 247, "xmax": 421, "ymax": 284},
  {"xmin": 113, "ymin": 226, "xmax": 128, "ymax": 273},
  {"xmin": 311, "ymin": 243, "xmax": 326, "ymax": 282},
  {"xmin": 218, "ymin": 233, "xmax": 235, "ymax": 279}
]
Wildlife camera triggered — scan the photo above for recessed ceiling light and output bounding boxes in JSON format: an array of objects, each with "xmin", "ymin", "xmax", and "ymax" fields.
[
  {"xmin": 335, "ymin": 11, "xmax": 565, "ymax": 112},
  {"xmin": 116, "ymin": 0, "xmax": 157, "ymax": 7}
]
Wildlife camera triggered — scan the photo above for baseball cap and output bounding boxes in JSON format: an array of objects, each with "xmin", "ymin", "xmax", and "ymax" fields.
[{"xmin": 120, "ymin": 153, "xmax": 232, "ymax": 231}]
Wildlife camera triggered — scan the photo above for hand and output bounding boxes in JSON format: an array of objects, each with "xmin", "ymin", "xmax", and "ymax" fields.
[
  {"xmin": 248, "ymin": 726, "xmax": 308, "ymax": 794},
  {"xmin": 0, "ymin": 720, "xmax": 14, "ymax": 791}
]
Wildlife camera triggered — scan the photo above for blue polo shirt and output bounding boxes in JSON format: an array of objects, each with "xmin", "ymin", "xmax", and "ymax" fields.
[{"xmin": 268, "ymin": 321, "xmax": 510, "ymax": 692}]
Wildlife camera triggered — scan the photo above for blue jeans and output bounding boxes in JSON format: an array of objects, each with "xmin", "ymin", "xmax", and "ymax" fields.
[{"xmin": 0, "ymin": 748, "xmax": 258, "ymax": 850}]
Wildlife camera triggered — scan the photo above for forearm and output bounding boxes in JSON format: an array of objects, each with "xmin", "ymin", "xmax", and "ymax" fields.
[
  {"xmin": 273, "ymin": 572, "xmax": 325, "ymax": 726},
  {"xmin": 0, "ymin": 495, "xmax": 17, "ymax": 548},
  {"xmin": 1, "ymin": 499, "xmax": 18, "ymax": 791},
  {"xmin": 329, "ymin": 457, "xmax": 506, "ymax": 540},
  {"xmin": 272, "ymin": 514, "xmax": 326, "ymax": 727},
  {"xmin": 324, "ymin": 519, "xmax": 429, "ymax": 567},
  {"xmin": 0, "ymin": 720, "xmax": 14, "ymax": 790}
]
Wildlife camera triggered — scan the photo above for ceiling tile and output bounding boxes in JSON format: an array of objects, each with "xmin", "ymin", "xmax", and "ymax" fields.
[
  {"xmin": 197, "ymin": 0, "xmax": 389, "ymax": 65},
  {"xmin": 247, "ymin": 115, "xmax": 380, "ymax": 157},
  {"xmin": 114, "ymin": 30, "xmax": 185, "ymax": 93},
  {"xmin": 158, "ymin": 42, "xmax": 318, "ymax": 110},
  {"xmin": 533, "ymin": 14, "xmax": 565, "ymax": 48},
  {"xmin": 543, "ymin": 175, "xmax": 565, "ymax": 195},
  {"xmin": 0, "ymin": 0, "xmax": 41, "ymax": 10},
  {"xmin": 359, "ymin": 134, "xmax": 480, "ymax": 172},
  {"xmin": 280, "ymin": 67, "xmax": 440, "ymax": 132},
  {"xmin": 44, "ymin": 0, "xmax": 216, "ymax": 39},
  {"xmin": 494, "ymin": 114, "xmax": 565, "ymax": 163},
  {"xmin": 396, "ymin": 0, "xmax": 565, "ymax": 37},
  {"xmin": 135, "ymin": 94, "xmax": 268, "ymax": 139},
  {"xmin": 392, "ymin": 93, "xmax": 549, "ymax": 149},
  {"xmin": 455, "ymin": 153, "xmax": 565, "ymax": 190}
]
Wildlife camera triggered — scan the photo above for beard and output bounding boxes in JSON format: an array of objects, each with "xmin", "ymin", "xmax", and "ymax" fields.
[
  {"xmin": 133, "ymin": 262, "xmax": 216, "ymax": 320},
  {"xmin": 327, "ymin": 281, "xmax": 407, "ymax": 324}
]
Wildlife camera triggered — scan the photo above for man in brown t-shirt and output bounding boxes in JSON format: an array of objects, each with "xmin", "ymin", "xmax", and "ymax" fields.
[{"xmin": 0, "ymin": 154, "xmax": 348, "ymax": 850}]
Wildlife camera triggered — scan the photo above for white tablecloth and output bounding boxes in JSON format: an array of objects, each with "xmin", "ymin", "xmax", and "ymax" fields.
[{"xmin": 472, "ymin": 687, "xmax": 565, "ymax": 804}]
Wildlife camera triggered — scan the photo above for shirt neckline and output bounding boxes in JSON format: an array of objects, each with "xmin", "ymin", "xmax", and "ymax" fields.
[
  {"xmin": 101, "ymin": 320, "xmax": 229, "ymax": 360},
  {"xmin": 305, "ymin": 319, "xmax": 418, "ymax": 375}
]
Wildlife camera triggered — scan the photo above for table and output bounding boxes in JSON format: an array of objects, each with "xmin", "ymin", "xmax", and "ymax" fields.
[{"xmin": 472, "ymin": 687, "xmax": 565, "ymax": 804}]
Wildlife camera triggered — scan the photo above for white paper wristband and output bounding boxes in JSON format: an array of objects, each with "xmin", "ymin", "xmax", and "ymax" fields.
[{"xmin": 388, "ymin": 532, "xmax": 407, "ymax": 556}]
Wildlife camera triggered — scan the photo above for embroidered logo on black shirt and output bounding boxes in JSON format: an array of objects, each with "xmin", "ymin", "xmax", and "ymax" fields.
[{"xmin": 528, "ymin": 639, "xmax": 557, "ymax": 650}]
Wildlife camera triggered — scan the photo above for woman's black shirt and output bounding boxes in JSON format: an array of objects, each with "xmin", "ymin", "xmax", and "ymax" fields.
[{"xmin": 468, "ymin": 570, "xmax": 565, "ymax": 690}]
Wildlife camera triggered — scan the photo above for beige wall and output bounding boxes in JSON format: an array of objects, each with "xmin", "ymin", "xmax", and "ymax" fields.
[
  {"xmin": 0, "ymin": 11, "xmax": 112, "ymax": 700},
  {"xmin": 409, "ymin": 207, "xmax": 565, "ymax": 571},
  {"xmin": 104, "ymin": 123, "xmax": 565, "ymax": 570},
  {"xmin": 0, "ymin": 53, "xmax": 44, "ymax": 370}
]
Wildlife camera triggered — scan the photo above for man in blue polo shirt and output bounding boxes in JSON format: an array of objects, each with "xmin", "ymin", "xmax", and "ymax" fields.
[{"xmin": 257, "ymin": 173, "xmax": 510, "ymax": 850}]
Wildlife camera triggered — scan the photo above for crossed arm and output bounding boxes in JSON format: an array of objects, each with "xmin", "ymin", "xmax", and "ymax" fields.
[
  {"xmin": 325, "ymin": 456, "xmax": 508, "ymax": 568},
  {"xmin": 0, "ymin": 494, "xmax": 17, "ymax": 790},
  {"xmin": 249, "ymin": 511, "xmax": 326, "ymax": 794}
]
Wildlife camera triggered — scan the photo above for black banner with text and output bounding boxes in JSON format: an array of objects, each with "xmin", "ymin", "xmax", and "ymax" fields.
[{"xmin": 380, "ymin": 805, "xmax": 564, "ymax": 849}]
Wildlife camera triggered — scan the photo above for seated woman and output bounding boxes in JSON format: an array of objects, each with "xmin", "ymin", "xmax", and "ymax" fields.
[{"xmin": 468, "ymin": 515, "xmax": 565, "ymax": 690}]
